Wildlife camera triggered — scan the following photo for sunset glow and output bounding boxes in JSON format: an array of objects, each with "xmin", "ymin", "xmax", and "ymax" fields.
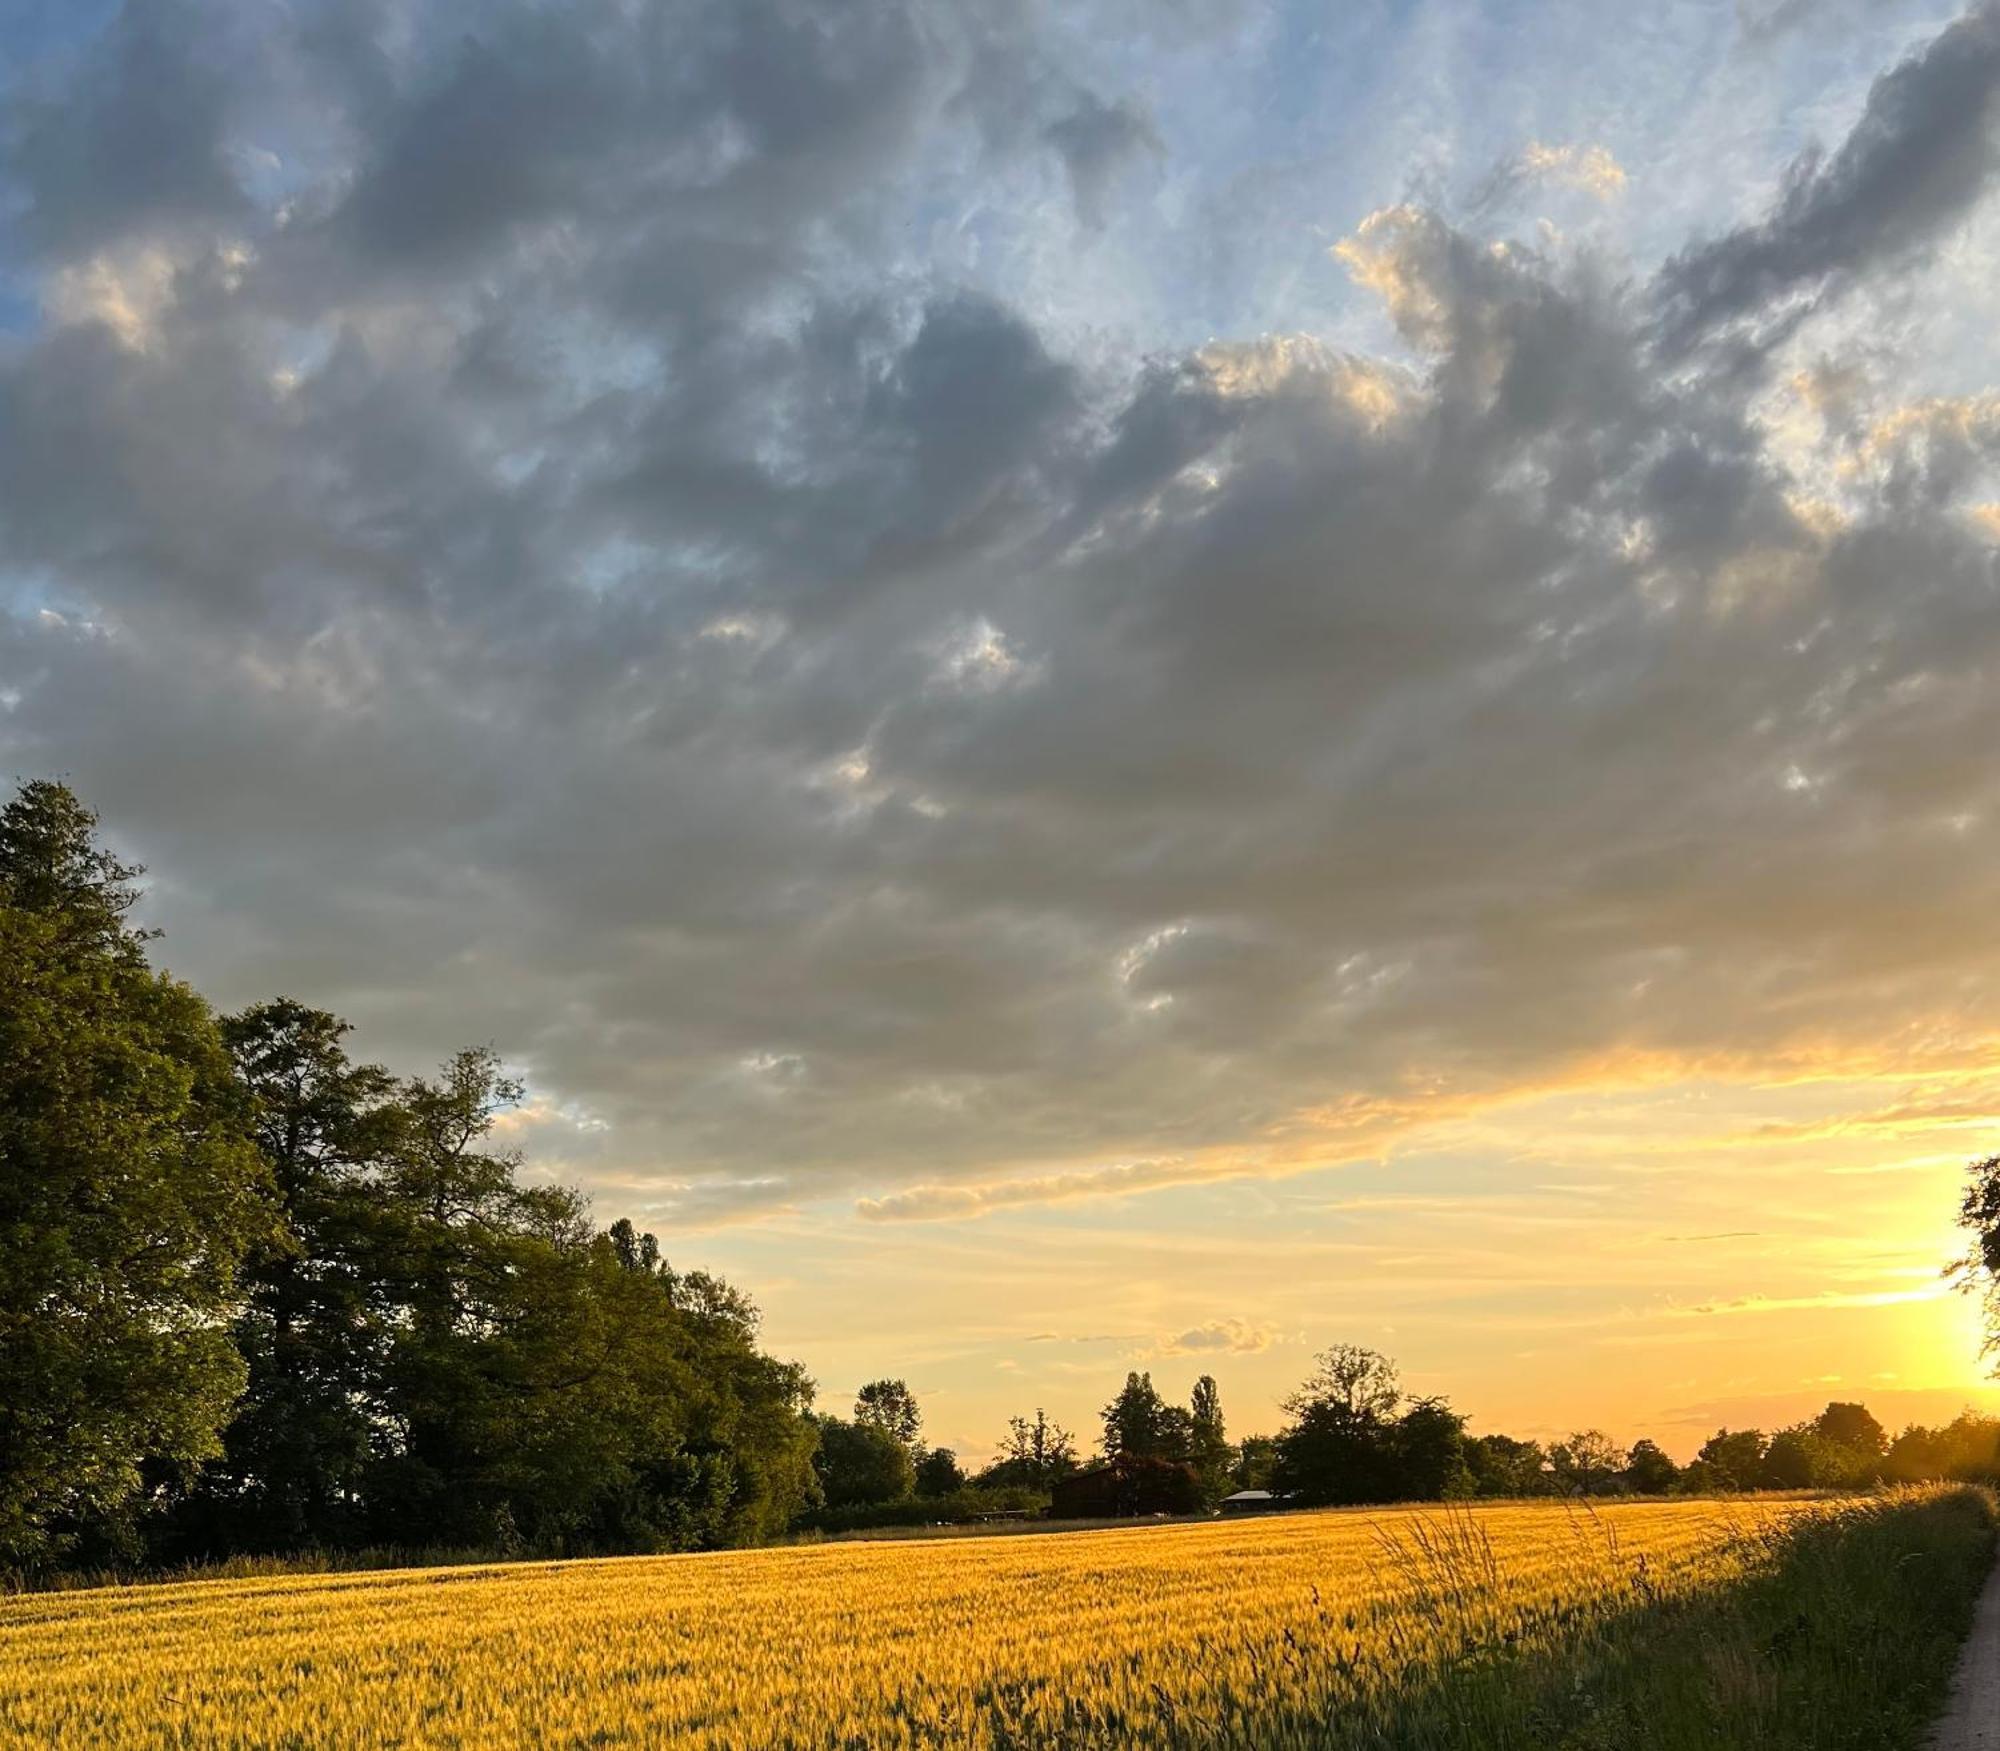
[{"xmin": 8, "ymin": 0, "xmax": 2000, "ymax": 1467}]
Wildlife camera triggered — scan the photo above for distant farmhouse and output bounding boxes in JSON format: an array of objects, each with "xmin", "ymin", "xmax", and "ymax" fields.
[{"xmin": 1218, "ymin": 1489, "xmax": 1291, "ymax": 1516}]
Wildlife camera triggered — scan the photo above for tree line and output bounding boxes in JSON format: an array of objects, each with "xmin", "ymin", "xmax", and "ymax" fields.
[
  {"xmin": 1, "ymin": 781, "xmax": 818, "ymax": 1572},
  {"xmin": 784, "ymin": 1346, "xmax": 1989, "ymax": 1535},
  {"xmin": 10, "ymin": 776, "xmax": 2000, "ymax": 1577}
]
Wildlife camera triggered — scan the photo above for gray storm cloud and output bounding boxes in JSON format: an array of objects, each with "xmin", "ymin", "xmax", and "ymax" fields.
[
  {"xmin": 3, "ymin": 1, "xmax": 2000, "ymax": 1224},
  {"xmin": 1660, "ymin": 1, "xmax": 2000, "ymax": 349}
]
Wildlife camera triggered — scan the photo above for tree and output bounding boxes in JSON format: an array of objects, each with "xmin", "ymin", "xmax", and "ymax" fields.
[
  {"xmin": 1623, "ymin": 1438, "xmax": 1679, "ymax": 1495},
  {"xmin": 1101, "ymin": 1372, "xmax": 1192, "ymax": 1461},
  {"xmin": 981, "ymin": 1409, "xmax": 1078, "ymax": 1489},
  {"xmin": 0, "ymin": 782, "xmax": 271, "ymax": 1568},
  {"xmin": 186, "ymin": 1017, "xmax": 821, "ymax": 1560},
  {"xmin": 1395, "ymin": 1398, "xmax": 1471, "ymax": 1499},
  {"xmin": 1759, "ymin": 1419, "xmax": 1874, "ymax": 1491},
  {"xmin": 1464, "ymin": 1434, "xmax": 1549, "ymax": 1498},
  {"xmin": 813, "ymin": 1417, "xmax": 913, "ymax": 1508},
  {"xmin": 1188, "ymin": 1375, "xmax": 1234, "ymax": 1501},
  {"xmin": 1697, "ymin": 1428, "xmax": 1767, "ymax": 1491},
  {"xmin": 1761, "ymin": 1427, "xmax": 1818, "ymax": 1490},
  {"xmin": 1549, "ymin": 1430, "xmax": 1626, "ymax": 1496},
  {"xmin": 1812, "ymin": 1402, "xmax": 1887, "ymax": 1459},
  {"xmin": 914, "ymin": 1448, "xmax": 965, "ymax": 1497},
  {"xmin": 358, "ymin": 1046, "xmax": 595, "ymax": 1546},
  {"xmin": 607, "ymin": 1217, "xmax": 661, "ymax": 1277},
  {"xmin": 1286, "ymin": 1345, "xmax": 1401, "ymax": 1424},
  {"xmin": 171, "ymin": 999, "xmax": 405, "ymax": 1554},
  {"xmin": 1883, "ymin": 1414, "xmax": 2000, "ymax": 1484},
  {"xmin": 856, "ymin": 1380, "xmax": 922, "ymax": 1451},
  {"xmin": 1273, "ymin": 1347, "xmax": 1405, "ymax": 1506},
  {"xmin": 1956, "ymin": 1156, "xmax": 2000, "ymax": 1351},
  {"xmin": 1234, "ymin": 1435, "xmax": 1280, "ymax": 1491}
]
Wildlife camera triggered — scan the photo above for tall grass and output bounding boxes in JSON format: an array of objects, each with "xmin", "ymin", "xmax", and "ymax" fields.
[{"xmin": 1098, "ymin": 1486, "xmax": 1995, "ymax": 1749}]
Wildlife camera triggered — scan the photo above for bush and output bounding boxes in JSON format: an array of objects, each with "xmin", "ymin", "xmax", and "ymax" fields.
[{"xmin": 792, "ymin": 1486, "xmax": 1047, "ymax": 1535}]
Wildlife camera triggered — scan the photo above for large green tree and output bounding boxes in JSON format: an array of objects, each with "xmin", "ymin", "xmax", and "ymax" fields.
[
  {"xmin": 170, "ymin": 1013, "xmax": 819, "ymax": 1561},
  {"xmin": 175, "ymin": 999, "xmax": 404, "ymax": 1553},
  {"xmin": 0, "ymin": 781, "xmax": 270, "ymax": 1567},
  {"xmin": 812, "ymin": 1415, "xmax": 912, "ymax": 1508}
]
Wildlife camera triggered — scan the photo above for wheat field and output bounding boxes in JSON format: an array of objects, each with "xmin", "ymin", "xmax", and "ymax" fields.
[{"xmin": 0, "ymin": 1496, "xmax": 1867, "ymax": 1750}]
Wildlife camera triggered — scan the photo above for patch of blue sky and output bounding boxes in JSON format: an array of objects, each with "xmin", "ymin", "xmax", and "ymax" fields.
[
  {"xmin": 0, "ymin": 272, "xmax": 35, "ymax": 338},
  {"xmin": 0, "ymin": 567, "xmax": 86, "ymax": 625},
  {"xmin": 0, "ymin": 0, "xmax": 123, "ymax": 76}
]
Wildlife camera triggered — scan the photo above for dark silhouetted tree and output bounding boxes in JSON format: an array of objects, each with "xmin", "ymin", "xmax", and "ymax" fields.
[
  {"xmin": 1698, "ymin": 1428, "xmax": 1767, "ymax": 1490},
  {"xmin": 1761, "ymin": 1427, "xmax": 1818, "ymax": 1489},
  {"xmin": 1188, "ymin": 1374, "xmax": 1234, "ymax": 1501},
  {"xmin": 1550, "ymin": 1430, "xmax": 1625, "ymax": 1496},
  {"xmin": 1101, "ymin": 1371, "xmax": 1193, "ymax": 1461},
  {"xmin": 1464, "ymin": 1434, "xmax": 1549, "ymax": 1497},
  {"xmin": 981, "ymin": 1409, "xmax": 1078, "ymax": 1488},
  {"xmin": 1272, "ymin": 1346, "xmax": 1403, "ymax": 1505},
  {"xmin": 1624, "ymin": 1438, "xmax": 1679, "ymax": 1495},
  {"xmin": 1233, "ymin": 1434, "xmax": 1279, "ymax": 1491},
  {"xmin": 1883, "ymin": 1412, "xmax": 2000, "ymax": 1483},
  {"xmin": 1812, "ymin": 1401, "xmax": 1887, "ymax": 1458},
  {"xmin": 175, "ymin": 999, "xmax": 403, "ymax": 1554},
  {"xmin": 1395, "ymin": 1398, "xmax": 1472, "ymax": 1499},
  {"xmin": 914, "ymin": 1448, "xmax": 965, "ymax": 1496}
]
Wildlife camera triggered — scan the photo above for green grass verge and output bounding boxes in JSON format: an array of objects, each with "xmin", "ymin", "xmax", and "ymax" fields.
[{"xmin": 1447, "ymin": 1485, "xmax": 1993, "ymax": 1751}]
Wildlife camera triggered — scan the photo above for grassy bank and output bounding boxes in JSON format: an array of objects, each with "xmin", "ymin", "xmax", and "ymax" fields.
[{"xmin": 1274, "ymin": 1484, "xmax": 1995, "ymax": 1750}]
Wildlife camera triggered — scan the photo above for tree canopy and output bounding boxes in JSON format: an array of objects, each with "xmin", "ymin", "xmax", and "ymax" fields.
[{"xmin": 0, "ymin": 783, "xmax": 271, "ymax": 1567}]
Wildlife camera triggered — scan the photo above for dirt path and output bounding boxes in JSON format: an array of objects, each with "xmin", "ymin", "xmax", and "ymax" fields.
[{"xmin": 1933, "ymin": 1561, "xmax": 2000, "ymax": 1749}]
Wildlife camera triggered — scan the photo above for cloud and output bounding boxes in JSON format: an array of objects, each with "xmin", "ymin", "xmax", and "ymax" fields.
[
  {"xmin": 857, "ymin": 1160, "xmax": 1213, "ymax": 1222},
  {"xmin": 1045, "ymin": 92, "xmax": 1164, "ymax": 228},
  {"xmin": 1659, "ymin": 2, "xmax": 2000, "ymax": 347},
  {"xmin": 4, "ymin": 0, "xmax": 2000, "ymax": 1233},
  {"xmin": 1676, "ymin": 1284, "xmax": 1952, "ymax": 1318},
  {"xmin": 1474, "ymin": 141, "xmax": 1628, "ymax": 211},
  {"xmin": 1147, "ymin": 1318, "xmax": 1283, "ymax": 1357}
]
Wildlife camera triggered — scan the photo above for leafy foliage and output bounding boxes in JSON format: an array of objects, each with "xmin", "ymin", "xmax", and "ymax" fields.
[
  {"xmin": 0, "ymin": 781, "xmax": 823, "ymax": 1571},
  {"xmin": 855, "ymin": 1379, "xmax": 922, "ymax": 1450},
  {"xmin": 812, "ymin": 1416, "xmax": 913, "ymax": 1509},
  {"xmin": 913, "ymin": 1448, "xmax": 965, "ymax": 1496},
  {"xmin": 0, "ymin": 784, "xmax": 271, "ymax": 1568}
]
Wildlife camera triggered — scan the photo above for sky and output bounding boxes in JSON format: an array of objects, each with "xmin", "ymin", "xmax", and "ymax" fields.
[{"xmin": 6, "ymin": 0, "xmax": 2000, "ymax": 1464}]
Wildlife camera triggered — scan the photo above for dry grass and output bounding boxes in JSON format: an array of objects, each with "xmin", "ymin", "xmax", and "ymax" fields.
[{"xmin": 0, "ymin": 1490, "xmax": 1985, "ymax": 1748}]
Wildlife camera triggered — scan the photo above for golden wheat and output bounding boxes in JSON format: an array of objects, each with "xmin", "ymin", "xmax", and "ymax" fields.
[{"xmin": 0, "ymin": 1497, "xmax": 1837, "ymax": 1749}]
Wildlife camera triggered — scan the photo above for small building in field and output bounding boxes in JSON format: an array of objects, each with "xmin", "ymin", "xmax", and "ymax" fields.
[
  {"xmin": 1218, "ymin": 1489, "xmax": 1291, "ymax": 1516},
  {"xmin": 1047, "ymin": 1454, "xmax": 1203, "ymax": 1519}
]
